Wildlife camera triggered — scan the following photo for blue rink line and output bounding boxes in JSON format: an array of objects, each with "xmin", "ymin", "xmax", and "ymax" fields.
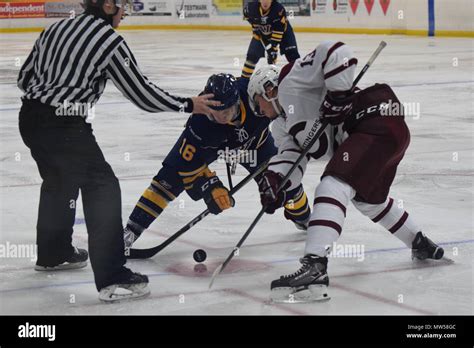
[
  {"xmin": 270, "ymin": 239, "xmax": 474, "ymax": 264},
  {"xmin": 1, "ymin": 81, "xmax": 473, "ymax": 113},
  {"xmin": 0, "ymin": 239, "xmax": 472, "ymax": 294}
]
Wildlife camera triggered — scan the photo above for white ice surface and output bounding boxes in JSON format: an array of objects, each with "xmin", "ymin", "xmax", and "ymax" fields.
[{"xmin": 0, "ymin": 30, "xmax": 472, "ymax": 315}]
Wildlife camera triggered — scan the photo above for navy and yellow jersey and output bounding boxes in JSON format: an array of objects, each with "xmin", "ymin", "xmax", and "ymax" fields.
[
  {"xmin": 243, "ymin": 1, "xmax": 287, "ymax": 47},
  {"xmin": 163, "ymin": 78, "xmax": 271, "ymax": 198}
]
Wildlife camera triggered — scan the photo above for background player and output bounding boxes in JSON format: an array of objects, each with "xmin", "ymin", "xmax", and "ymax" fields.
[
  {"xmin": 124, "ymin": 74, "xmax": 311, "ymax": 249},
  {"xmin": 248, "ymin": 42, "xmax": 444, "ymax": 302},
  {"xmin": 241, "ymin": 0, "xmax": 300, "ymax": 79}
]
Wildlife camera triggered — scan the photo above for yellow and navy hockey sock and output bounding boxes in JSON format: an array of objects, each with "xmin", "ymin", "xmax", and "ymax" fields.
[
  {"xmin": 126, "ymin": 179, "xmax": 176, "ymax": 238},
  {"xmin": 241, "ymin": 60, "xmax": 257, "ymax": 79},
  {"xmin": 284, "ymin": 189, "xmax": 310, "ymax": 229}
]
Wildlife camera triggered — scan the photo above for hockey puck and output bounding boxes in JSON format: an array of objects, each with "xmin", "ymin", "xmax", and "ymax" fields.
[{"xmin": 193, "ymin": 249, "xmax": 207, "ymax": 263}]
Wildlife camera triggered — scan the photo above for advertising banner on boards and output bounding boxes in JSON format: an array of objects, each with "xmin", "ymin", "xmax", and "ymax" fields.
[
  {"xmin": 212, "ymin": 0, "xmax": 240, "ymax": 15},
  {"xmin": 131, "ymin": 0, "xmax": 173, "ymax": 16},
  {"xmin": 45, "ymin": 1, "xmax": 83, "ymax": 18},
  {"xmin": 175, "ymin": 0, "xmax": 211, "ymax": 18},
  {"xmin": 0, "ymin": 1, "xmax": 45, "ymax": 18}
]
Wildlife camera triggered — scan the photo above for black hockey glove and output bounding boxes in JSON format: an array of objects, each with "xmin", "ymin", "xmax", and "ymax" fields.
[
  {"xmin": 200, "ymin": 176, "xmax": 235, "ymax": 215},
  {"xmin": 266, "ymin": 45, "xmax": 278, "ymax": 65},
  {"xmin": 319, "ymin": 91, "xmax": 354, "ymax": 125},
  {"xmin": 258, "ymin": 170, "xmax": 291, "ymax": 214}
]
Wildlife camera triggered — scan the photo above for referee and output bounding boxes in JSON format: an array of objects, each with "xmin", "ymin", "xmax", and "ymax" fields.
[{"xmin": 17, "ymin": 0, "xmax": 219, "ymax": 302}]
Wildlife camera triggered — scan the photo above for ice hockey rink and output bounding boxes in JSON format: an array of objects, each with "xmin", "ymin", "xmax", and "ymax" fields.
[{"xmin": 0, "ymin": 29, "xmax": 472, "ymax": 315}]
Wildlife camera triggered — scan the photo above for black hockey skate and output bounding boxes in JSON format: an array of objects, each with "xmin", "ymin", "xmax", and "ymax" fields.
[
  {"xmin": 412, "ymin": 232, "xmax": 444, "ymax": 260},
  {"xmin": 270, "ymin": 255, "xmax": 330, "ymax": 303},
  {"xmin": 292, "ymin": 219, "xmax": 308, "ymax": 231},
  {"xmin": 35, "ymin": 247, "xmax": 88, "ymax": 271},
  {"xmin": 99, "ymin": 270, "xmax": 150, "ymax": 303},
  {"xmin": 284, "ymin": 211, "xmax": 309, "ymax": 231}
]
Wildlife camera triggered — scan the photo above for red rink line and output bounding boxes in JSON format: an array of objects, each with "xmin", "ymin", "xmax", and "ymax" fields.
[
  {"xmin": 142, "ymin": 229, "xmax": 446, "ymax": 315},
  {"xmin": 332, "ymin": 260, "xmax": 455, "ymax": 280},
  {"xmin": 330, "ymin": 282, "xmax": 435, "ymax": 315},
  {"xmin": 223, "ymin": 288, "xmax": 308, "ymax": 315},
  {"xmin": 144, "ymin": 229, "xmax": 453, "ymax": 315},
  {"xmin": 0, "ymin": 245, "xmax": 456, "ymax": 315},
  {"xmin": 76, "ymin": 276, "xmax": 431, "ymax": 315},
  {"xmin": 319, "ymin": 260, "xmax": 456, "ymax": 315},
  {"xmin": 86, "ymin": 287, "xmax": 308, "ymax": 315}
]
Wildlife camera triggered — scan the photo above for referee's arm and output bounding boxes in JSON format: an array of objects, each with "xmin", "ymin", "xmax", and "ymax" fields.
[
  {"xmin": 106, "ymin": 40, "xmax": 194, "ymax": 113},
  {"xmin": 17, "ymin": 30, "xmax": 44, "ymax": 93}
]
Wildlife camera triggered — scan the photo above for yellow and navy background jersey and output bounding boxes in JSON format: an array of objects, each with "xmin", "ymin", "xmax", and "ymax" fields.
[
  {"xmin": 243, "ymin": 0, "xmax": 288, "ymax": 47},
  {"xmin": 162, "ymin": 78, "xmax": 272, "ymax": 195}
]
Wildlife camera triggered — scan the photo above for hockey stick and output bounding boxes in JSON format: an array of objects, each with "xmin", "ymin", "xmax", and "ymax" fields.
[
  {"xmin": 126, "ymin": 160, "xmax": 270, "ymax": 259},
  {"xmin": 225, "ymin": 162, "xmax": 234, "ymax": 190},
  {"xmin": 260, "ymin": 39, "xmax": 277, "ymax": 65},
  {"xmin": 209, "ymin": 41, "xmax": 388, "ymax": 289}
]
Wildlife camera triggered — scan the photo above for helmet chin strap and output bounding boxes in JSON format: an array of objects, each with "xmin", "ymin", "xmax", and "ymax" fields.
[{"xmin": 270, "ymin": 98, "xmax": 284, "ymax": 119}]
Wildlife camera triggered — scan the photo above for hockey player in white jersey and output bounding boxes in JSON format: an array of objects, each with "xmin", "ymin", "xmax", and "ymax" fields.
[
  {"xmin": 247, "ymin": 61, "xmax": 340, "ymax": 232},
  {"xmin": 248, "ymin": 41, "xmax": 444, "ymax": 303}
]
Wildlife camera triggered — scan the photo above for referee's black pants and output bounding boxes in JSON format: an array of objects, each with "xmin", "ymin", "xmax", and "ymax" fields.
[{"xmin": 19, "ymin": 99, "xmax": 128, "ymax": 291}]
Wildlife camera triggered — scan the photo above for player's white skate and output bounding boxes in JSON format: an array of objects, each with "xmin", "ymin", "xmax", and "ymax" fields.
[
  {"xmin": 270, "ymin": 255, "xmax": 330, "ymax": 303},
  {"xmin": 34, "ymin": 247, "xmax": 88, "ymax": 271},
  {"xmin": 99, "ymin": 272, "xmax": 150, "ymax": 303}
]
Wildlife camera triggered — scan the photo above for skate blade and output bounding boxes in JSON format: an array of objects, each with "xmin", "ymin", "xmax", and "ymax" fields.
[
  {"xmin": 35, "ymin": 261, "xmax": 87, "ymax": 271},
  {"xmin": 412, "ymin": 246, "xmax": 445, "ymax": 261},
  {"xmin": 99, "ymin": 283, "xmax": 150, "ymax": 303},
  {"xmin": 441, "ymin": 256, "xmax": 455, "ymax": 264},
  {"xmin": 412, "ymin": 255, "xmax": 454, "ymax": 265},
  {"xmin": 271, "ymin": 285, "xmax": 330, "ymax": 303}
]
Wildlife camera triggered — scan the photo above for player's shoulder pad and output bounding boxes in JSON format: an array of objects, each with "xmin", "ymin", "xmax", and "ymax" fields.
[
  {"xmin": 359, "ymin": 83, "xmax": 394, "ymax": 97},
  {"xmin": 243, "ymin": 4, "xmax": 249, "ymax": 17},
  {"xmin": 236, "ymin": 77, "xmax": 249, "ymax": 96},
  {"xmin": 246, "ymin": 1, "xmax": 260, "ymax": 16},
  {"xmin": 317, "ymin": 40, "xmax": 351, "ymax": 58},
  {"xmin": 354, "ymin": 83, "xmax": 399, "ymax": 108},
  {"xmin": 186, "ymin": 114, "xmax": 226, "ymax": 146},
  {"xmin": 272, "ymin": 2, "xmax": 286, "ymax": 16}
]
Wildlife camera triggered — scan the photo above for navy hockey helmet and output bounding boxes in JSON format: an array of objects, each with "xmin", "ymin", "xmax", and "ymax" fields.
[{"xmin": 204, "ymin": 74, "xmax": 239, "ymax": 111}]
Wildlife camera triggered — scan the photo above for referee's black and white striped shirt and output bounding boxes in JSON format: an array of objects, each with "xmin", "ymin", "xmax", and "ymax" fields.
[{"xmin": 18, "ymin": 13, "xmax": 193, "ymax": 113}]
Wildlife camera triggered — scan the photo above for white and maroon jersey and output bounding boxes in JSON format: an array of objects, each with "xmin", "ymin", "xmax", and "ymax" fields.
[{"xmin": 268, "ymin": 41, "xmax": 357, "ymax": 190}]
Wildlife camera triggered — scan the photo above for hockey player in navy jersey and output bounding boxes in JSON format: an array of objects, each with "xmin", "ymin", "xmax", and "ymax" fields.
[
  {"xmin": 241, "ymin": 0, "xmax": 300, "ymax": 79},
  {"xmin": 124, "ymin": 74, "xmax": 311, "ymax": 249}
]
